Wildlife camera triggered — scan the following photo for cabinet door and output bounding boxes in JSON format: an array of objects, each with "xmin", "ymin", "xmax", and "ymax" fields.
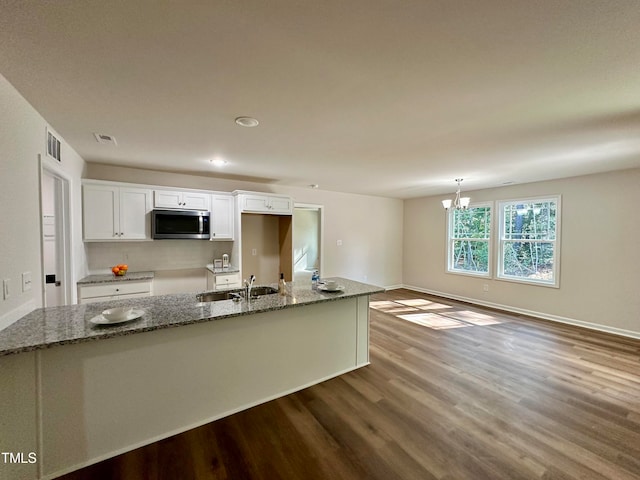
[
  {"xmin": 268, "ymin": 196, "xmax": 292, "ymax": 214},
  {"xmin": 83, "ymin": 185, "xmax": 119, "ymax": 240},
  {"xmin": 239, "ymin": 194, "xmax": 271, "ymax": 213},
  {"xmin": 210, "ymin": 194, "xmax": 234, "ymax": 240},
  {"xmin": 182, "ymin": 192, "xmax": 210, "ymax": 211},
  {"xmin": 154, "ymin": 190, "xmax": 182, "ymax": 209},
  {"xmin": 120, "ymin": 188, "xmax": 152, "ymax": 240}
]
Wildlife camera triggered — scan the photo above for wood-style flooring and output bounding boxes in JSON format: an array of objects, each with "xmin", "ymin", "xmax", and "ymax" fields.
[{"xmin": 59, "ymin": 289, "xmax": 640, "ymax": 480}]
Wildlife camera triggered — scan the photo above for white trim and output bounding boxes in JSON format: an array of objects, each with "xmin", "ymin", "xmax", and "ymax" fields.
[
  {"xmin": 402, "ymin": 284, "xmax": 640, "ymax": 340},
  {"xmin": 496, "ymin": 195, "xmax": 561, "ymax": 288},
  {"xmin": 446, "ymin": 202, "xmax": 493, "ymax": 278},
  {"xmin": 0, "ymin": 300, "xmax": 35, "ymax": 331},
  {"xmin": 384, "ymin": 284, "xmax": 404, "ymax": 290},
  {"xmin": 40, "ymin": 155, "xmax": 75, "ymax": 306},
  {"xmin": 41, "ymin": 363, "xmax": 367, "ymax": 480}
]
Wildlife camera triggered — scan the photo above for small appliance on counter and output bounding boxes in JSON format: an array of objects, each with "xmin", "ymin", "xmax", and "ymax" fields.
[
  {"xmin": 222, "ymin": 253, "xmax": 230, "ymax": 268},
  {"xmin": 213, "ymin": 259, "xmax": 223, "ymax": 269}
]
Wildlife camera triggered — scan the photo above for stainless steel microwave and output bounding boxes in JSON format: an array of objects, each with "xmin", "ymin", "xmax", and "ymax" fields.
[{"xmin": 151, "ymin": 209, "xmax": 210, "ymax": 239}]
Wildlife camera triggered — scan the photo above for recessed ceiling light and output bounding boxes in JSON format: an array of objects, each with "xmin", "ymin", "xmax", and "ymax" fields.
[
  {"xmin": 210, "ymin": 158, "xmax": 227, "ymax": 167},
  {"xmin": 235, "ymin": 116, "xmax": 259, "ymax": 127}
]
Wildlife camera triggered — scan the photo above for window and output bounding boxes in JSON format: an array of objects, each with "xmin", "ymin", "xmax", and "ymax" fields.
[
  {"xmin": 447, "ymin": 204, "xmax": 491, "ymax": 276},
  {"xmin": 498, "ymin": 197, "xmax": 560, "ymax": 287}
]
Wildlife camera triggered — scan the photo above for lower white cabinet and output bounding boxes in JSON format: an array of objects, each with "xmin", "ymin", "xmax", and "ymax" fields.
[
  {"xmin": 206, "ymin": 271, "xmax": 241, "ymax": 290},
  {"xmin": 78, "ymin": 280, "xmax": 153, "ymax": 304}
]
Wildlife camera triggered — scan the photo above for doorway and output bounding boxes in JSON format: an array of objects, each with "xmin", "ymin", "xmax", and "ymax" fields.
[
  {"xmin": 293, "ymin": 204, "xmax": 323, "ymax": 284},
  {"xmin": 40, "ymin": 161, "xmax": 72, "ymax": 307}
]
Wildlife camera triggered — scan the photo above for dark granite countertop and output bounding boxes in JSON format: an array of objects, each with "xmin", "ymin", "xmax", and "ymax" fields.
[
  {"xmin": 77, "ymin": 271, "xmax": 155, "ymax": 285},
  {"xmin": 0, "ymin": 278, "xmax": 384, "ymax": 357}
]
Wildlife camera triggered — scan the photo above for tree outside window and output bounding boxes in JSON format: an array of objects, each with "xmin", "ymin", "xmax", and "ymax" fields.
[
  {"xmin": 447, "ymin": 205, "xmax": 491, "ymax": 276},
  {"xmin": 498, "ymin": 197, "xmax": 560, "ymax": 287}
]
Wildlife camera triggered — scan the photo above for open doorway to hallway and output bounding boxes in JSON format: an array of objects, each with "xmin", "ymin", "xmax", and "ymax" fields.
[
  {"xmin": 40, "ymin": 161, "xmax": 72, "ymax": 307},
  {"xmin": 293, "ymin": 204, "xmax": 323, "ymax": 284}
]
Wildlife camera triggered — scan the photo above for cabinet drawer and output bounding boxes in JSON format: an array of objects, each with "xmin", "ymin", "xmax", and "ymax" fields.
[
  {"xmin": 214, "ymin": 273, "xmax": 240, "ymax": 288},
  {"xmin": 79, "ymin": 281, "xmax": 152, "ymax": 299}
]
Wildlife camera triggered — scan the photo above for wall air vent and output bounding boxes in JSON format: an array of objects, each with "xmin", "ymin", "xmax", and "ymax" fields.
[
  {"xmin": 93, "ymin": 132, "xmax": 118, "ymax": 146},
  {"xmin": 46, "ymin": 128, "xmax": 61, "ymax": 162}
]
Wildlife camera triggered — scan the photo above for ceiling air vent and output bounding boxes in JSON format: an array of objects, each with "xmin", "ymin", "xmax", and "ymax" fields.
[
  {"xmin": 93, "ymin": 132, "xmax": 118, "ymax": 146},
  {"xmin": 46, "ymin": 128, "xmax": 61, "ymax": 162}
]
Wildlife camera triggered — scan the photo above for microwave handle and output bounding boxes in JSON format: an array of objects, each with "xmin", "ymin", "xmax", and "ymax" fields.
[{"xmin": 198, "ymin": 215, "xmax": 203, "ymax": 234}]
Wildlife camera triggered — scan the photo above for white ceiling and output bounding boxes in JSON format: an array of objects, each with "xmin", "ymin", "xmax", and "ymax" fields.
[{"xmin": 2, "ymin": 1, "xmax": 640, "ymax": 198}]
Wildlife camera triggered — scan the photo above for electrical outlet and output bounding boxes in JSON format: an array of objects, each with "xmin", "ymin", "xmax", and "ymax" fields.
[
  {"xmin": 336, "ymin": 239, "xmax": 342, "ymax": 246},
  {"xmin": 3, "ymin": 279, "xmax": 9, "ymax": 300},
  {"xmin": 363, "ymin": 275, "xmax": 368, "ymax": 281},
  {"xmin": 483, "ymin": 284, "xmax": 489, "ymax": 292},
  {"xmin": 22, "ymin": 272, "xmax": 32, "ymax": 292}
]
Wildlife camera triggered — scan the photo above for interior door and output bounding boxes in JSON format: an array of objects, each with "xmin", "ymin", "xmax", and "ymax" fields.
[{"xmin": 42, "ymin": 171, "xmax": 65, "ymax": 307}]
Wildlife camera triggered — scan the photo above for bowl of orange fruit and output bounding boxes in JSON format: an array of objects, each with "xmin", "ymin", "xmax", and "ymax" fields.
[{"xmin": 112, "ymin": 264, "xmax": 129, "ymax": 276}]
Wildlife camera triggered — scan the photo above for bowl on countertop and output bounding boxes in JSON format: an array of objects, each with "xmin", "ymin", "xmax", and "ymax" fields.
[
  {"xmin": 112, "ymin": 264, "xmax": 128, "ymax": 276},
  {"xmin": 102, "ymin": 307, "xmax": 133, "ymax": 321}
]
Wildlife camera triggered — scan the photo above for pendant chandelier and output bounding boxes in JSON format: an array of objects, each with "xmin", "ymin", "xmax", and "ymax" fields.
[{"xmin": 442, "ymin": 178, "xmax": 470, "ymax": 210}]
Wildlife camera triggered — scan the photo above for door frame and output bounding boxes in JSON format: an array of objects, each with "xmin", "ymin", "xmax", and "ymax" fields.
[
  {"xmin": 293, "ymin": 203, "xmax": 324, "ymax": 278},
  {"xmin": 39, "ymin": 154, "xmax": 73, "ymax": 306}
]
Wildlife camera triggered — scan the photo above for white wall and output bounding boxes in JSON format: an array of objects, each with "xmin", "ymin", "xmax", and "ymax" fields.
[
  {"xmin": 0, "ymin": 73, "xmax": 86, "ymax": 327},
  {"xmin": 403, "ymin": 168, "xmax": 640, "ymax": 337},
  {"xmin": 86, "ymin": 164, "xmax": 404, "ymax": 288}
]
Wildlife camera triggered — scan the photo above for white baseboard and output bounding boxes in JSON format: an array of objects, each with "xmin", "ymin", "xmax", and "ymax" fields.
[
  {"xmin": 402, "ymin": 284, "xmax": 640, "ymax": 340},
  {"xmin": 0, "ymin": 300, "xmax": 36, "ymax": 331},
  {"xmin": 384, "ymin": 284, "xmax": 404, "ymax": 290}
]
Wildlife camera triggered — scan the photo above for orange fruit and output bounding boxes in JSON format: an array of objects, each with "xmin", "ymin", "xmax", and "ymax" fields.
[{"xmin": 112, "ymin": 266, "xmax": 120, "ymax": 274}]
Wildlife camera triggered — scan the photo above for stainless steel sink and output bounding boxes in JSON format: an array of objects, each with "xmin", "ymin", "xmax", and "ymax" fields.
[
  {"xmin": 196, "ymin": 291, "xmax": 237, "ymax": 302},
  {"xmin": 248, "ymin": 286, "xmax": 278, "ymax": 296},
  {"xmin": 196, "ymin": 286, "xmax": 278, "ymax": 303}
]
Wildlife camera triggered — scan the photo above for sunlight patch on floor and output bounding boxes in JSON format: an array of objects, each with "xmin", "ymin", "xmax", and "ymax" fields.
[
  {"xmin": 373, "ymin": 299, "xmax": 507, "ymax": 330},
  {"xmin": 397, "ymin": 313, "xmax": 467, "ymax": 330}
]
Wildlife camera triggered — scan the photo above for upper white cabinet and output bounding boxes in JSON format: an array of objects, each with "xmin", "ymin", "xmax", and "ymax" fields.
[
  {"xmin": 210, "ymin": 194, "xmax": 234, "ymax": 240},
  {"xmin": 237, "ymin": 193, "xmax": 292, "ymax": 215},
  {"xmin": 83, "ymin": 184, "xmax": 152, "ymax": 241},
  {"xmin": 154, "ymin": 190, "xmax": 210, "ymax": 211}
]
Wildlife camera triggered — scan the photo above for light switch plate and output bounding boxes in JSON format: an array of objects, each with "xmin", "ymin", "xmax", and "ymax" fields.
[{"xmin": 22, "ymin": 272, "xmax": 32, "ymax": 292}]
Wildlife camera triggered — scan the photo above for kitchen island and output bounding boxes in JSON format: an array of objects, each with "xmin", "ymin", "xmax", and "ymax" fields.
[{"xmin": 0, "ymin": 278, "xmax": 383, "ymax": 480}]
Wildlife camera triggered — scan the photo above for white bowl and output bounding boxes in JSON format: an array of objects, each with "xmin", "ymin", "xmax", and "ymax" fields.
[
  {"xmin": 102, "ymin": 307, "xmax": 132, "ymax": 321},
  {"xmin": 323, "ymin": 280, "xmax": 339, "ymax": 290}
]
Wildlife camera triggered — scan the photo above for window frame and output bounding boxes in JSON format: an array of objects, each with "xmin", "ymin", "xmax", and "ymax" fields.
[
  {"xmin": 496, "ymin": 195, "xmax": 561, "ymax": 288},
  {"xmin": 446, "ymin": 202, "xmax": 493, "ymax": 278}
]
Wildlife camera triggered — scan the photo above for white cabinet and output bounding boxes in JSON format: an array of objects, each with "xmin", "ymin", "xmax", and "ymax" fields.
[
  {"xmin": 210, "ymin": 194, "xmax": 234, "ymax": 240},
  {"xmin": 78, "ymin": 280, "xmax": 153, "ymax": 304},
  {"xmin": 206, "ymin": 271, "xmax": 241, "ymax": 290},
  {"xmin": 154, "ymin": 190, "xmax": 210, "ymax": 210},
  {"xmin": 83, "ymin": 184, "xmax": 152, "ymax": 241},
  {"xmin": 237, "ymin": 193, "xmax": 292, "ymax": 215}
]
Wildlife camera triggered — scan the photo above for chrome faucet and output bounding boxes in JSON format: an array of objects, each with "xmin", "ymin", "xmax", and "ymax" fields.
[{"xmin": 244, "ymin": 275, "xmax": 256, "ymax": 300}]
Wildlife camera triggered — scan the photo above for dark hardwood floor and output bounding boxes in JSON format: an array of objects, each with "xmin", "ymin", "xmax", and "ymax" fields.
[{"xmin": 60, "ymin": 289, "xmax": 640, "ymax": 480}]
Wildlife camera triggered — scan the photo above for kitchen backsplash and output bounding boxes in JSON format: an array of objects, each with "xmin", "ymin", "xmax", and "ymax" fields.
[{"xmin": 86, "ymin": 241, "xmax": 233, "ymax": 274}]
